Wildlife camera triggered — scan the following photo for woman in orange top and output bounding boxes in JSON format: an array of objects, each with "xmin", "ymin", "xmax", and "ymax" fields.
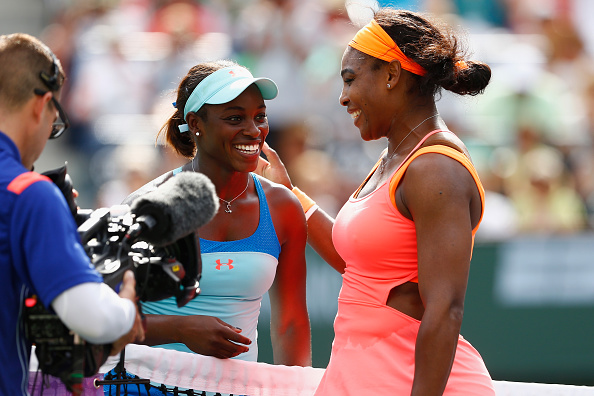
[{"xmin": 257, "ymin": 7, "xmax": 494, "ymax": 396}]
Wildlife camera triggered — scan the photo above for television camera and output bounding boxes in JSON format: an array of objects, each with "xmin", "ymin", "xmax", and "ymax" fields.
[{"xmin": 24, "ymin": 164, "xmax": 218, "ymax": 393}]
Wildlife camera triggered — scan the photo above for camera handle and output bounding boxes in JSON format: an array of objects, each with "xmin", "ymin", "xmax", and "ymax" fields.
[
  {"xmin": 95, "ymin": 349, "xmax": 150, "ymax": 393},
  {"xmin": 94, "ymin": 302, "xmax": 149, "ymax": 393}
]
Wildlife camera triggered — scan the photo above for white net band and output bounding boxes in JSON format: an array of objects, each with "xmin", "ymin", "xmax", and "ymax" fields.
[
  {"xmin": 30, "ymin": 345, "xmax": 594, "ymax": 395},
  {"xmin": 100, "ymin": 344, "xmax": 324, "ymax": 396}
]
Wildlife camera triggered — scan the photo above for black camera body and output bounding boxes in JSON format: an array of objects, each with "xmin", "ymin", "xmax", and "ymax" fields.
[
  {"xmin": 25, "ymin": 164, "xmax": 201, "ymax": 393},
  {"xmin": 24, "ymin": 298, "xmax": 111, "ymax": 391},
  {"xmin": 76, "ymin": 205, "xmax": 200, "ymax": 306}
]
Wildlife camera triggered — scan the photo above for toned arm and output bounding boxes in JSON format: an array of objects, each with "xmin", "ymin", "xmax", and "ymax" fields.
[
  {"xmin": 266, "ymin": 181, "xmax": 312, "ymax": 366},
  {"xmin": 399, "ymin": 153, "xmax": 481, "ymax": 396}
]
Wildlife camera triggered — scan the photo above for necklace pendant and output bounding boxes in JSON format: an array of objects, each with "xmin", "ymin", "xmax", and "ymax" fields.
[{"xmin": 218, "ymin": 177, "xmax": 249, "ymax": 214}]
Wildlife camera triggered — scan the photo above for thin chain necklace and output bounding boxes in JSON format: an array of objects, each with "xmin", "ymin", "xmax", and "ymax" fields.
[
  {"xmin": 378, "ymin": 113, "xmax": 439, "ymax": 174},
  {"xmin": 219, "ymin": 177, "xmax": 250, "ymax": 213},
  {"xmin": 192, "ymin": 157, "xmax": 250, "ymax": 214}
]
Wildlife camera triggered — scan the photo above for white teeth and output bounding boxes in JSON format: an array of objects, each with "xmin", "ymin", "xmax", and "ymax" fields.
[
  {"xmin": 235, "ymin": 144, "xmax": 259, "ymax": 153},
  {"xmin": 351, "ymin": 110, "xmax": 361, "ymax": 119}
]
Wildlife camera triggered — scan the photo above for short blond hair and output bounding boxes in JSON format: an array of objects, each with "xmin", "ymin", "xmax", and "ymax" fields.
[{"xmin": 0, "ymin": 33, "xmax": 65, "ymax": 110}]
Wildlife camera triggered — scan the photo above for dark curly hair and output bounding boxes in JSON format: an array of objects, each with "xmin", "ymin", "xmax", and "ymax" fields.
[{"xmin": 372, "ymin": 9, "xmax": 491, "ymax": 97}]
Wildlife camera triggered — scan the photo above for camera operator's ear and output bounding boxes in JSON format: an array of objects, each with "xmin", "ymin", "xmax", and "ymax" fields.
[{"xmin": 32, "ymin": 91, "xmax": 52, "ymax": 124}]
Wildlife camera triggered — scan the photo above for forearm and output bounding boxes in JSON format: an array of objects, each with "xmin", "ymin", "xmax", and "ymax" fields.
[
  {"xmin": 270, "ymin": 317, "xmax": 312, "ymax": 366},
  {"xmin": 306, "ymin": 207, "xmax": 346, "ymax": 274},
  {"xmin": 141, "ymin": 313, "xmax": 182, "ymax": 346},
  {"xmin": 256, "ymin": 146, "xmax": 345, "ymax": 272},
  {"xmin": 412, "ymin": 308, "xmax": 463, "ymax": 396},
  {"xmin": 52, "ymin": 282, "xmax": 135, "ymax": 345}
]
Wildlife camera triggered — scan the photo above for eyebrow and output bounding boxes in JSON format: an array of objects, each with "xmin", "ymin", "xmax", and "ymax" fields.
[{"xmin": 340, "ymin": 68, "xmax": 355, "ymax": 77}]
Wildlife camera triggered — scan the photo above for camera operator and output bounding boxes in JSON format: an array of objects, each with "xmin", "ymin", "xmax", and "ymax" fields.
[{"xmin": 0, "ymin": 33, "xmax": 145, "ymax": 395}]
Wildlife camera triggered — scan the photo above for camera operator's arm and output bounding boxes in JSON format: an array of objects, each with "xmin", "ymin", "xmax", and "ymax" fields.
[
  {"xmin": 52, "ymin": 270, "xmax": 145, "ymax": 355},
  {"xmin": 139, "ymin": 314, "xmax": 251, "ymax": 359},
  {"xmin": 108, "ymin": 270, "xmax": 145, "ymax": 355}
]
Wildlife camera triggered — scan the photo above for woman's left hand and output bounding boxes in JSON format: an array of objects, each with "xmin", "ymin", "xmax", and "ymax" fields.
[{"xmin": 255, "ymin": 142, "xmax": 293, "ymax": 189}]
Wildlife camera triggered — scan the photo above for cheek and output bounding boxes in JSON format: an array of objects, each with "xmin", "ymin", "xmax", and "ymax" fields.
[
  {"xmin": 359, "ymin": 95, "xmax": 372, "ymax": 112},
  {"xmin": 353, "ymin": 85, "xmax": 369, "ymax": 106}
]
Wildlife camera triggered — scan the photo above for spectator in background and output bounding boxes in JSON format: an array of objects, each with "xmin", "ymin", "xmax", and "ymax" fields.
[
  {"xmin": 510, "ymin": 145, "xmax": 587, "ymax": 233},
  {"xmin": 95, "ymin": 144, "xmax": 161, "ymax": 207}
]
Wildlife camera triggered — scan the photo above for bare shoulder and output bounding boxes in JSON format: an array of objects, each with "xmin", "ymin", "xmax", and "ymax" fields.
[
  {"xmin": 253, "ymin": 174, "xmax": 300, "ymax": 208},
  {"xmin": 256, "ymin": 175, "xmax": 303, "ymax": 221},
  {"xmin": 253, "ymin": 174, "xmax": 306, "ymax": 244},
  {"xmin": 122, "ymin": 170, "xmax": 174, "ymax": 205},
  {"xmin": 403, "ymin": 148, "xmax": 478, "ymax": 203},
  {"xmin": 420, "ymin": 130, "xmax": 471, "ymax": 158},
  {"xmin": 406, "ymin": 151, "xmax": 468, "ymax": 180},
  {"xmin": 403, "ymin": 136, "xmax": 482, "ymax": 227}
]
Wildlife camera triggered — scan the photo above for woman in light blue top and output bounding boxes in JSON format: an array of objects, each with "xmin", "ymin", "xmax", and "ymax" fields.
[{"xmin": 104, "ymin": 60, "xmax": 311, "ymax": 395}]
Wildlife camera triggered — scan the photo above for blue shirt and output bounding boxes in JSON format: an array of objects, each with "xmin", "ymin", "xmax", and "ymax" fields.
[{"xmin": 0, "ymin": 132, "xmax": 102, "ymax": 395}]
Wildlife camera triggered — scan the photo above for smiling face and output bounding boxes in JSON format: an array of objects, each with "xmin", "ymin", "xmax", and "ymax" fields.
[
  {"xmin": 195, "ymin": 84, "xmax": 269, "ymax": 173},
  {"xmin": 339, "ymin": 47, "xmax": 392, "ymax": 141}
]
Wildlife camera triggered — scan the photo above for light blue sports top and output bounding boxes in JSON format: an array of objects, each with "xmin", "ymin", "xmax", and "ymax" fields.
[{"xmin": 141, "ymin": 172, "xmax": 281, "ymax": 362}]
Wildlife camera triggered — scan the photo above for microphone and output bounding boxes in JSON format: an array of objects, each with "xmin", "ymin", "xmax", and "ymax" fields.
[{"xmin": 127, "ymin": 172, "xmax": 219, "ymax": 247}]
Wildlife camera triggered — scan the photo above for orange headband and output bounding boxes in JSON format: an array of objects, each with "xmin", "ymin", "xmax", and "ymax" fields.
[{"xmin": 348, "ymin": 19, "xmax": 427, "ymax": 76}]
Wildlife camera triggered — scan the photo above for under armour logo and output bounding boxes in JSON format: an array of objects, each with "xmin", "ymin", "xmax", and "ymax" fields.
[{"xmin": 216, "ymin": 259, "xmax": 234, "ymax": 270}]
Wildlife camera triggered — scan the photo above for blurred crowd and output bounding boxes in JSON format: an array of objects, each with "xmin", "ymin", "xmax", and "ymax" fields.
[{"xmin": 25, "ymin": 0, "xmax": 594, "ymax": 239}]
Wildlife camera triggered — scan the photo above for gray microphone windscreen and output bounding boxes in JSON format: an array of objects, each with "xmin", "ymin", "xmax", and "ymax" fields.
[{"xmin": 129, "ymin": 172, "xmax": 219, "ymax": 246}]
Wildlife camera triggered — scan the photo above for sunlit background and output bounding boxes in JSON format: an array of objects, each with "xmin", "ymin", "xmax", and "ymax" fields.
[{"xmin": 3, "ymin": 0, "xmax": 594, "ymax": 386}]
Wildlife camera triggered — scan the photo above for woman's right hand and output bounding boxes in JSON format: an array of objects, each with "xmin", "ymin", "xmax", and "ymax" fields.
[
  {"xmin": 256, "ymin": 142, "xmax": 293, "ymax": 189},
  {"xmin": 177, "ymin": 315, "xmax": 251, "ymax": 359}
]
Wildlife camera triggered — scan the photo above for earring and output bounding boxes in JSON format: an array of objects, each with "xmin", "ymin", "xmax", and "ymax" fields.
[
  {"xmin": 387, "ymin": 83, "xmax": 391, "ymax": 88},
  {"xmin": 195, "ymin": 131, "xmax": 200, "ymax": 136}
]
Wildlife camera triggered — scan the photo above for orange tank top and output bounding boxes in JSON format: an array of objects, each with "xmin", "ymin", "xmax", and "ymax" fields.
[
  {"xmin": 316, "ymin": 131, "xmax": 494, "ymax": 395},
  {"xmin": 333, "ymin": 130, "xmax": 485, "ymax": 291}
]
